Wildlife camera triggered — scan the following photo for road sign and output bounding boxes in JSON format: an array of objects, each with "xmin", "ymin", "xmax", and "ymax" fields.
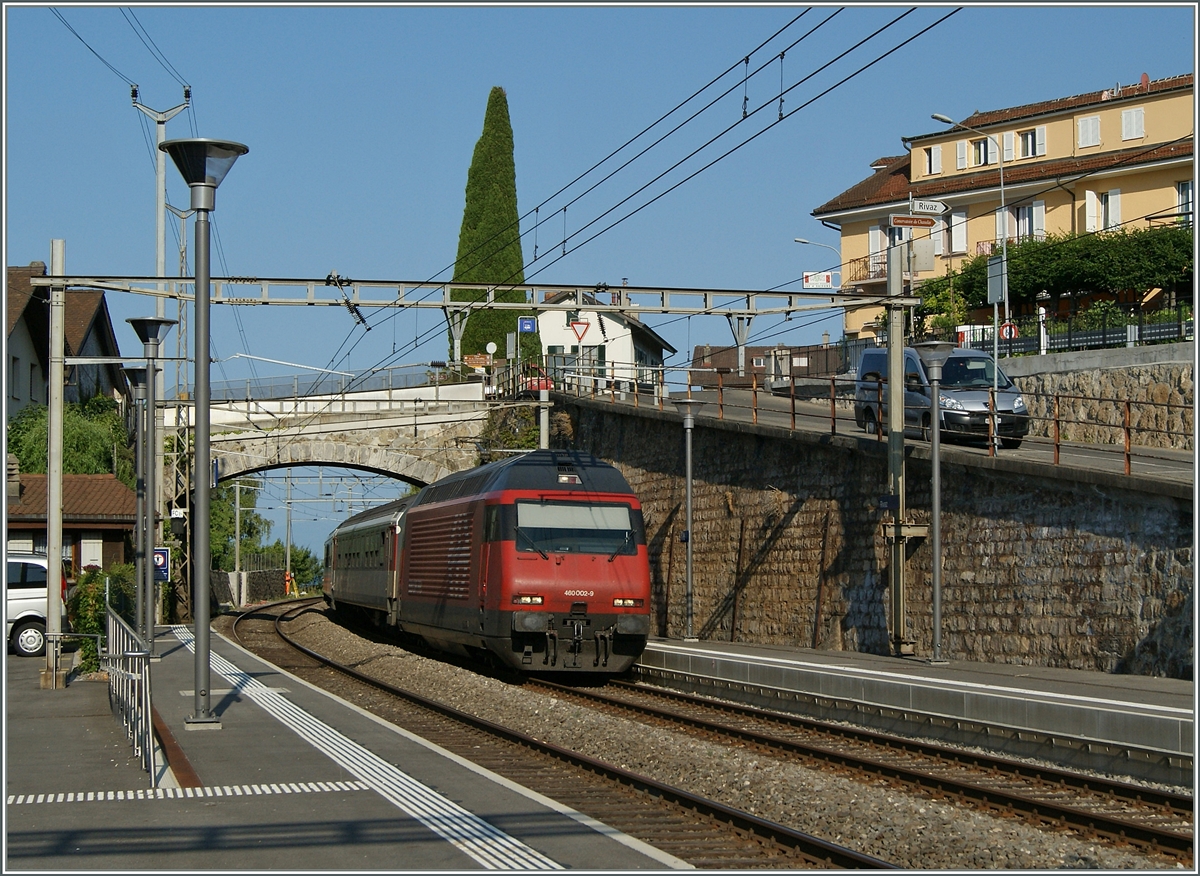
[
  {"xmin": 570, "ymin": 321, "xmax": 590, "ymax": 341},
  {"xmin": 517, "ymin": 316, "xmax": 537, "ymax": 333},
  {"xmin": 802, "ymin": 271, "xmax": 833, "ymax": 289},
  {"xmin": 888, "ymin": 214, "xmax": 936, "ymax": 228},
  {"xmin": 153, "ymin": 548, "xmax": 170, "ymax": 583},
  {"xmin": 1000, "ymin": 322, "xmax": 1019, "ymax": 340},
  {"xmin": 987, "ymin": 256, "xmax": 1005, "ymax": 305},
  {"xmin": 463, "ymin": 353, "xmax": 490, "ymax": 368},
  {"xmin": 910, "ymin": 198, "xmax": 948, "ymax": 215}
]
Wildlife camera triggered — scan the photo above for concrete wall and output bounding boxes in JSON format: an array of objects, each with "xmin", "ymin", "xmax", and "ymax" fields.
[{"xmin": 554, "ymin": 399, "xmax": 1193, "ymax": 678}]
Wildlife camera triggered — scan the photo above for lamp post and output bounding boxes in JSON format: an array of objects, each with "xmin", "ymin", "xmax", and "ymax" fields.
[
  {"xmin": 127, "ymin": 318, "xmax": 176, "ymax": 656},
  {"xmin": 121, "ymin": 365, "xmax": 148, "ymax": 640},
  {"xmin": 160, "ymin": 138, "xmax": 247, "ymax": 728},
  {"xmin": 672, "ymin": 398, "xmax": 704, "ymax": 641},
  {"xmin": 913, "ymin": 340, "xmax": 955, "ymax": 664},
  {"xmin": 933, "ymin": 114, "xmax": 1006, "ymax": 450}
]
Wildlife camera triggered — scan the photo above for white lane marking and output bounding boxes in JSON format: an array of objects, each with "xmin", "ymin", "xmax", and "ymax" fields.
[
  {"xmin": 6, "ymin": 781, "xmax": 371, "ymax": 806},
  {"xmin": 648, "ymin": 642, "xmax": 1194, "ymax": 717},
  {"xmin": 171, "ymin": 626, "xmax": 563, "ymax": 871}
]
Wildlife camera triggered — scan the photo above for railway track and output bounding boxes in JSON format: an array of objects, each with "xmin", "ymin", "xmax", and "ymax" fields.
[
  {"xmin": 230, "ymin": 600, "xmax": 895, "ymax": 869},
  {"xmin": 525, "ymin": 678, "xmax": 1194, "ymax": 862}
]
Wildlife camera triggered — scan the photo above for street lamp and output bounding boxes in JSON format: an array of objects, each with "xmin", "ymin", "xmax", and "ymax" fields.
[
  {"xmin": 127, "ymin": 317, "xmax": 175, "ymax": 656},
  {"xmin": 160, "ymin": 138, "xmax": 248, "ymax": 728},
  {"xmin": 913, "ymin": 340, "xmax": 955, "ymax": 664},
  {"xmin": 933, "ymin": 113, "xmax": 1006, "ymax": 450},
  {"xmin": 121, "ymin": 365, "xmax": 148, "ymax": 641},
  {"xmin": 671, "ymin": 398, "xmax": 704, "ymax": 641}
]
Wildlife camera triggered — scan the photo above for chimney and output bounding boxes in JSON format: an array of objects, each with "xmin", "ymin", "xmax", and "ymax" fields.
[{"xmin": 7, "ymin": 454, "xmax": 20, "ymax": 503}]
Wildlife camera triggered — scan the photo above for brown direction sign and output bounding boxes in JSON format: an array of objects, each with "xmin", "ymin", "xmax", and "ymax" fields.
[{"xmin": 889, "ymin": 214, "xmax": 936, "ymax": 228}]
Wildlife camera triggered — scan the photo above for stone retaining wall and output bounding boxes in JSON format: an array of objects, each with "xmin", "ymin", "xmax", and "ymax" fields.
[{"xmin": 556, "ymin": 402, "xmax": 1193, "ymax": 678}]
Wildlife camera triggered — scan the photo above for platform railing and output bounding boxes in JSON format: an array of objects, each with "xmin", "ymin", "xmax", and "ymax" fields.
[{"xmin": 103, "ymin": 608, "xmax": 156, "ymax": 787}]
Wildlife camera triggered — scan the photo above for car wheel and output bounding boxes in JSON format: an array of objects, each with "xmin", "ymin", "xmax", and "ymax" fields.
[
  {"xmin": 12, "ymin": 620, "xmax": 46, "ymax": 658},
  {"xmin": 1001, "ymin": 437, "xmax": 1023, "ymax": 450},
  {"xmin": 919, "ymin": 414, "xmax": 932, "ymax": 442},
  {"xmin": 863, "ymin": 408, "xmax": 878, "ymax": 435}
]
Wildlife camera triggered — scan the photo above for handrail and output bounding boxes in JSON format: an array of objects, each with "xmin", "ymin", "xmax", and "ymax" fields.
[{"xmin": 103, "ymin": 608, "xmax": 156, "ymax": 787}]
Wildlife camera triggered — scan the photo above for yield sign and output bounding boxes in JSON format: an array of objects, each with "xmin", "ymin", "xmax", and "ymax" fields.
[{"xmin": 570, "ymin": 321, "xmax": 589, "ymax": 341}]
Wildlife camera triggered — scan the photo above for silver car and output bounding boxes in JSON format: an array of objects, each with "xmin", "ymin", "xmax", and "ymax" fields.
[
  {"xmin": 854, "ymin": 347, "xmax": 1029, "ymax": 448},
  {"xmin": 6, "ymin": 554, "xmax": 68, "ymax": 657}
]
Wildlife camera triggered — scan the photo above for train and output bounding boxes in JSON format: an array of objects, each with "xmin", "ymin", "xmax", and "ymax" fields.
[{"xmin": 322, "ymin": 449, "xmax": 652, "ymax": 674}]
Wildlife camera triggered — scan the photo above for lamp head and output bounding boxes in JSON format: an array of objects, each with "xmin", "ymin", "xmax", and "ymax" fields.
[
  {"xmin": 127, "ymin": 316, "xmax": 177, "ymax": 347},
  {"xmin": 122, "ymin": 365, "xmax": 148, "ymax": 397},
  {"xmin": 160, "ymin": 138, "xmax": 248, "ymax": 210},
  {"xmin": 672, "ymin": 398, "xmax": 705, "ymax": 427},
  {"xmin": 913, "ymin": 340, "xmax": 956, "ymax": 381},
  {"xmin": 931, "ymin": 113, "xmax": 955, "ymax": 125}
]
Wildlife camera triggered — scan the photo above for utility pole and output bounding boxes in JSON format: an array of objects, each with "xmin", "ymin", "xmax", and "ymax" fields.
[
  {"xmin": 132, "ymin": 85, "xmax": 190, "ymax": 575},
  {"xmin": 285, "ymin": 468, "xmax": 292, "ymax": 585},
  {"xmin": 43, "ymin": 239, "xmax": 67, "ymax": 689},
  {"xmin": 234, "ymin": 480, "xmax": 242, "ymax": 606}
]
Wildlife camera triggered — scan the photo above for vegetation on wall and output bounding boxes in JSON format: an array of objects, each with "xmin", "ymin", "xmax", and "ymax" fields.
[
  {"xmin": 450, "ymin": 86, "xmax": 541, "ymax": 363},
  {"xmin": 916, "ymin": 225, "xmax": 1193, "ymax": 330}
]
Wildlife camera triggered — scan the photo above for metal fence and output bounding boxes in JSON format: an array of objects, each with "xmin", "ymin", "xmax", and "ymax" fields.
[
  {"xmin": 103, "ymin": 607, "xmax": 156, "ymax": 787},
  {"xmin": 954, "ymin": 305, "xmax": 1193, "ymax": 357},
  {"xmin": 179, "ymin": 362, "xmax": 472, "ymax": 403}
]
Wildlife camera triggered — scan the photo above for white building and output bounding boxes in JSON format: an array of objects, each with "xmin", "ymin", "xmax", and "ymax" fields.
[{"xmin": 537, "ymin": 291, "xmax": 676, "ymax": 391}]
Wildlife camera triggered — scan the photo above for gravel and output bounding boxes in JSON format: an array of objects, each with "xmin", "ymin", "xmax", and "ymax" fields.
[{"xmin": 271, "ymin": 607, "xmax": 1183, "ymax": 871}]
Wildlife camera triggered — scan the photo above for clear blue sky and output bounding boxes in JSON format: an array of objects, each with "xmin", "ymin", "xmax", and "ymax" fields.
[{"xmin": 5, "ymin": 3, "xmax": 1195, "ymax": 555}]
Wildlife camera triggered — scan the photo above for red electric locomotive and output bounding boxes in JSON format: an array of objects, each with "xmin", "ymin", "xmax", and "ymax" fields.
[{"xmin": 324, "ymin": 450, "xmax": 652, "ymax": 674}]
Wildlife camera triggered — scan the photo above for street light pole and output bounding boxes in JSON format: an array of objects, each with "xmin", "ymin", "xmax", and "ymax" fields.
[
  {"xmin": 122, "ymin": 366, "xmax": 148, "ymax": 640},
  {"xmin": 128, "ymin": 317, "xmax": 176, "ymax": 657},
  {"xmin": 161, "ymin": 138, "xmax": 248, "ymax": 729},
  {"xmin": 933, "ymin": 114, "xmax": 1007, "ymax": 450},
  {"xmin": 672, "ymin": 399, "xmax": 704, "ymax": 641},
  {"xmin": 914, "ymin": 341, "xmax": 954, "ymax": 664}
]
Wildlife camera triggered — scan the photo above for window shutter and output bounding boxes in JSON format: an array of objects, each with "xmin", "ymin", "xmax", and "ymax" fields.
[
  {"xmin": 995, "ymin": 207, "xmax": 1008, "ymax": 243},
  {"xmin": 869, "ymin": 225, "xmax": 884, "ymax": 256},
  {"xmin": 1035, "ymin": 125, "xmax": 1046, "ymax": 156},
  {"xmin": 931, "ymin": 144, "xmax": 942, "ymax": 174},
  {"xmin": 950, "ymin": 208, "xmax": 967, "ymax": 253},
  {"xmin": 1085, "ymin": 190, "xmax": 1098, "ymax": 232},
  {"xmin": 1032, "ymin": 200, "xmax": 1045, "ymax": 237},
  {"xmin": 1121, "ymin": 107, "xmax": 1144, "ymax": 140},
  {"xmin": 1107, "ymin": 189, "xmax": 1121, "ymax": 228},
  {"xmin": 931, "ymin": 217, "xmax": 944, "ymax": 255},
  {"xmin": 956, "ymin": 140, "xmax": 967, "ymax": 170},
  {"xmin": 1002, "ymin": 131, "xmax": 1014, "ymax": 163},
  {"xmin": 1078, "ymin": 116, "xmax": 1100, "ymax": 148}
]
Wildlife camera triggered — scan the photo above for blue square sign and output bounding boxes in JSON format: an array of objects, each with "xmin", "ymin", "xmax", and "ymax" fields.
[
  {"xmin": 153, "ymin": 548, "xmax": 170, "ymax": 583},
  {"xmin": 518, "ymin": 317, "xmax": 537, "ymax": 333}
]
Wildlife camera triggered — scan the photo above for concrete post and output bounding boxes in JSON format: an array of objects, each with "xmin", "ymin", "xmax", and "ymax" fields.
[{"xmin": 42, "ymin": 239, "xmax": 67, "ymax": 689}]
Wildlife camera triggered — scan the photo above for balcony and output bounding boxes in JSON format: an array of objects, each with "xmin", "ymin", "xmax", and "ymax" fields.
[
  {"xmin": 975, "ymin": 231, "xmax": 1047, "ymax": 256},
  {"xmin": 845, "ymin": 252, "xmax": 887, "ymax": 284}
]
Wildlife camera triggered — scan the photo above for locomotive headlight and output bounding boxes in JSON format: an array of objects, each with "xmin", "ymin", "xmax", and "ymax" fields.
[
  {"xmin": 512, "ymin": 594, "xmax": 544, "ymax": 605},
  {"xmin": 613, "ymin": 598, "xmax": 643, "ymax": 608}
]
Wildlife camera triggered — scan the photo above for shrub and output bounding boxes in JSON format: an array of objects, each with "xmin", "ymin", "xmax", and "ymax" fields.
[{"xmin": 67, "ymin": 563, "xmax": 135, "ymax": 674}]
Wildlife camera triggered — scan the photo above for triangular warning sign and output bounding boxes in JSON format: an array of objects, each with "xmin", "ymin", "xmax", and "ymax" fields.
[{"xmin": 570, "ymin": 321, "xmax": 589, "ymax": 341}]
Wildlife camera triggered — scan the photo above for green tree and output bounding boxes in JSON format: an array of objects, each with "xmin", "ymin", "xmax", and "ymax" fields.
[
  {"xmin": 209, "ymin": 478, "xmax": 271, "ymax": 572},
  {"xmin": 67, "ymin": 562, "xmax": 135, "ymax": 673},
  {"xmin": 6, "ymin": 396, "xmax": 135, "ymax": 489},
  {"xmin": 257, "ymin": 539, "xmax": 321, "ymax": 589},
  {"xmin": 450, "ymin": 86, "xmax": 541, "ymax": 363},
  {"xmin": 915, "ymin": 225, "xmax": 1192, "ymax": 330}
]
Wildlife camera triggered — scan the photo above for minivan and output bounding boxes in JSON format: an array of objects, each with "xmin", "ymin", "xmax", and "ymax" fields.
[
  {"xmin": 6, "ymin": 554, "xmax": 68, "ymax": 657},
  {"xmin": 854, "ymin": 346, "xmax": 1029, "ymax": 448}
]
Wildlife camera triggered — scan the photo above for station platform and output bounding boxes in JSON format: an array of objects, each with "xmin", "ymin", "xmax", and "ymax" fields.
[
  {"xmin": 635, "ymin": 638, "xmax": 1194, "ymax": 787},
  {"xmin": 5, "ymin": 626, "xmax": 688, "ymax": 871}
]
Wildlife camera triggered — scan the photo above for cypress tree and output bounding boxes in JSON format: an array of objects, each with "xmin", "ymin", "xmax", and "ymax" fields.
[{"xmin": 451, "ymin": 87, "xmax": 540, "ymax": 362}]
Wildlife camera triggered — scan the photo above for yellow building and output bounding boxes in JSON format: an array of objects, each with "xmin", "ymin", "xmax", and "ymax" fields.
[{"xmin": 812, "ymin": 72, "xmax": 1194, "ymax": 340}]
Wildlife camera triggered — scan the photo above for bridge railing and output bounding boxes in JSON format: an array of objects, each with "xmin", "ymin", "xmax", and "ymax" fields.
[
  {"xmin": 549, "ymin": 360, "xmax": 1192, "ymax": 479},
  {"xmin": 174, "ymin": 363, "xmax": 479, "ymax": 403}
]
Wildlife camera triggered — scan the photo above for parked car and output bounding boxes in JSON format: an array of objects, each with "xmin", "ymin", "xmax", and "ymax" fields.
[
  {"xmin": 516, "ymin": 364, "xmax": 554, "ymax": 399},
  {"xmin": 6, "ymin": 554, "xmax": 68, "ymax": 657},
  {"xmin": 853, "ymin": 346, "xmax": 1029, "ymax": 448}
]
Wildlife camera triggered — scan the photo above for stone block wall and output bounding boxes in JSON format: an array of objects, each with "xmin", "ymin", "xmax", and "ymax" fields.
[{"xmin": 557, "ymin": 401, "xmax": 1193, "ymax": 678}]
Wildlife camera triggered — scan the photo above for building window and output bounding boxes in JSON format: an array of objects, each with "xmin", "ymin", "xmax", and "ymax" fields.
[
  {"xmin": 1176, "ymin": 180, "xmax": 1192, "ymax": 217},
  {"xmin": 28, "ymin": 363, "xmax": 37, "ymax": 402},
  {"xmin": 972, "ymin": 137, "xmax": 993, "ymax": 166},
  {"xmin": 1121, "ymin": 107, "xmax": 1144, "ymax": 140},
  {"xmin": 949, "ymin": 209, "xmax": 968, "ymax": 254},
  {"xmin": 10, "ymin": 356, "xmax": 19, "ymax": 400},
  {"xmin": 1100, "ymin": 190, "xmax": 1121, "ymax": 230},
  {"xmin": 752, "ymin": 357, "xmax": 765, "ymax": 369},
  {"xmin": 925, "ymin": 144, "xmax": 941, "ymax": 175},
  {"xmin": 1077, "ymin": 115, "xmax": 1100, "ymax": 148},
  {"xmin": 1019, "ymin": 126, "xmax": 1046, "ymax": 158}
]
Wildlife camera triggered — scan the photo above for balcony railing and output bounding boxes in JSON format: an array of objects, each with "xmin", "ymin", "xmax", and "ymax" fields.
[{"xmin": 975, "ymin": 232, "xmax": 1047, "ymax": 256}]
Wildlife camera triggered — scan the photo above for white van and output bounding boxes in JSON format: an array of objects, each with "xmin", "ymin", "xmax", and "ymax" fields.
[{"xmin": 6, "ymin": 554, "xmax": 68, "ymax": 657}]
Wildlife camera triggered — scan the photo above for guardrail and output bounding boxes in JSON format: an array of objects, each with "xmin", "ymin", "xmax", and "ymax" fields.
[
  {"xmin": 103, "ymin": 608, "xmax": 156, "ymax": 787},
  {"xmin": 540, "ymin": 360, "xmax": 1192, "ymax": 479}
]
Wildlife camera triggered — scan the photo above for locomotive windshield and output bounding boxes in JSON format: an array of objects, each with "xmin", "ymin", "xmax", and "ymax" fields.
[{"xmin": 515, "ymin": 501, "xmax": 636, "ymax": 555}]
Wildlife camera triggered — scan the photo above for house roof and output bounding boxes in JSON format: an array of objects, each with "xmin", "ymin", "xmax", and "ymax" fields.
[
  {"xmin": 6, "ymin": 263, "xmax": 49, "ymax": 341},
  {"xmin": 812, "ymin": 138, "xmax": 1193, "ymax": 218},
  {"xmin": 813, "ymin": 72, "xmax": 1194, "ymax": 219},
  {"xmin": 7, "ymin": 473, "xmax": 136, "ymax": 528},
  {"xmin": 542, "ymin": 290, "xmax": 677, "ymax": 355}
]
